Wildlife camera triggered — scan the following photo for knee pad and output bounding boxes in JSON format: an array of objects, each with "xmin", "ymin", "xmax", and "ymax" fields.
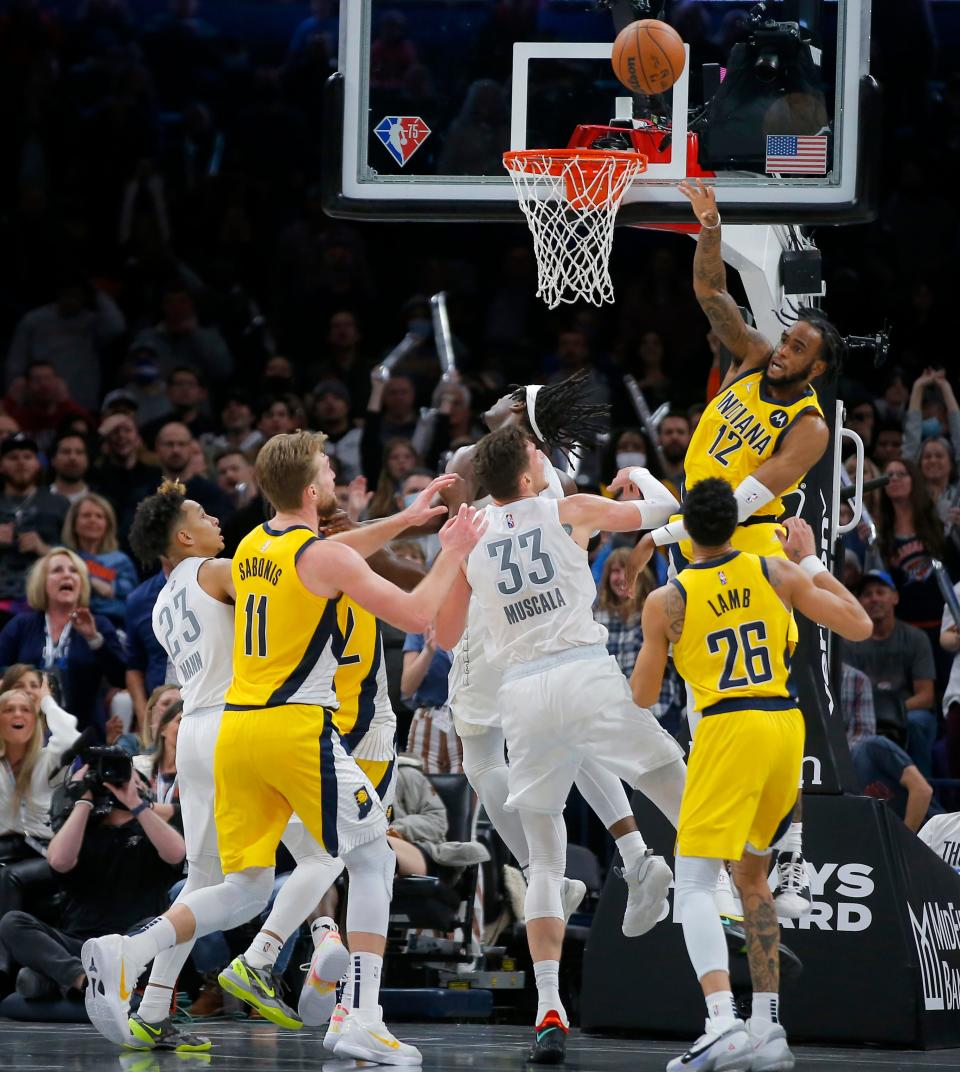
[
  {"xmin": 342, "ymin": 839, "xmax": 394, "ymax": 936},
  {"xmin": 220, "ymin": 868, "xmax": 275, "ymax": 929},
  {"xmin": 520, "ymin": 811, "xmax": 566, "ymax": 922},
  {"xmin": 673, "ymin": 855, "xmax": 721, "ymax": 919},
  {"xmin": 461, "ymin": 729, "xmax": 508, "ymax": 786},
  {"xmin": 183, "ymin": 856, "xmax": 224, "ymax": 894}
]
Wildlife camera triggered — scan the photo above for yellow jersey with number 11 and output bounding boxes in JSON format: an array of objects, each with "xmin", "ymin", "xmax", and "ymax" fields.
[
  {"xmin": 225, "ymin": 522, "xmax": 340, "ymax": 711},
  {"xmin": 671, "ymin": 550, "xmax": 796, "ymax": 717}
]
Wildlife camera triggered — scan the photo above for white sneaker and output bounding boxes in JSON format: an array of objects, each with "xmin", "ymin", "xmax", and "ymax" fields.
[
  {"xmin": 772, "ymin": 853, "xmax": 812, "ymax": 919},
  {"xmin": 82, "ymin": 933, "xmax": 140, "ymax": 1046},
  {"xmin": 745, "ymin": 1019, "xmax": 794, "ymax": 1071},
  {"xmin": 298, "ymin": 927, "xmax": 350, "ymax": 1027},
  {"xmin": 715, "ymin": 868, "xmax": 743, "ymax": 922},
  {"xmin": 323, "ymin": 1003, "xmax": 348, "ymax": 1053},
  {"xmin": 621, "ymin": 851, "xmax": 672, "ymax": 938},
  {"xmin": 333, "ymin": 1006, "xmax": 422, "ymax": 1065},
  {"xmin": 561, "ymin": 877, "xmax": 587, "ymax": 923},
  {"xmin": 667, "ymin": 1018, "xmax": 752, "ymax": 1071}
]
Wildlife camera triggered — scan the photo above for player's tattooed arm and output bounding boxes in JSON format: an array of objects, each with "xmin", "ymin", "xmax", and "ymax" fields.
[
  {"xmin": 630, "ymin": 587, "xmax": 676, "ymax": 708},
  {"xmin": 664, "ymin": 580, "xmax": 686, "ymax": 644}
]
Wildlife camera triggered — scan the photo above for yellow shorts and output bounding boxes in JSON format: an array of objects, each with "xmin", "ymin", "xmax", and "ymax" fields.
[
  {"xmin": 677, "ymin": 706, "xmax": 805, "ymax": 860},
  {"xmin": 214, "ymin": 704, "xmax": 387, "ymax": 873}
]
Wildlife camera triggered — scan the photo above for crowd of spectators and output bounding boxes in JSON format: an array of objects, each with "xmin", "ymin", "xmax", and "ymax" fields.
[{"xmin": 0, "ymin": 0, "xmax": 958, "ymax": 1016}]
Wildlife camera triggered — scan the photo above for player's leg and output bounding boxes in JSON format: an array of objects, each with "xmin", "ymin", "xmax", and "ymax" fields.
[{"xmin": 772, "ymin": 793, "xmax": 811, "ymax": 919}]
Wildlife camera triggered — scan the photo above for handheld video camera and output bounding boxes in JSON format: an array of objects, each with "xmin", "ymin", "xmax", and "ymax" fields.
[
  {"xmin": 50, "ymin": 745, "xmax": 136, "ymax": 829},
  {"xmin": 80, "ymin": 745, "xmax": 133, "ymax": 791}
]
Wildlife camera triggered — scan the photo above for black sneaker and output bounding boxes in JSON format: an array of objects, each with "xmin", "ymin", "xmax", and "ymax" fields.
[
  {"xmin": 126, "ymin": 1013, "xmax": 212, "ymax": 1052},
  {"xmin": 528, "ymin": 1011, "xmax": 568, "ymax": 1064},
  {"xmin": 16, "ymin": 967, "xmax": 59, "ymax": 1001},
  {"xmin": 773, "ymin": 851, "xmax": 812, "ymax": 919}
]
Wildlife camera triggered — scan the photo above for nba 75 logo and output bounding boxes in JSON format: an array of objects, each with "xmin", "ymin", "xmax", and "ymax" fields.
[
  {"xmin": 374, "ymin": 116, "xmax": 431, "ymax": 166},
  {"xmin": 908, "ymin": 901, "xmax": 960, "ymax": 1011}
]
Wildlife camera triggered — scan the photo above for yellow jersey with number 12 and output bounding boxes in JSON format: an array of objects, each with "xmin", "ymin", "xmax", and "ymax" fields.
[
  {"xmin": 332, "ymin": 596, "xmax": 394, "ymax": 752},
  {"xmin": 671, "ymin": 550, "xmax": 796, "ymax": 717},
  {"xmin": 225, "ymin": 522, "xmax": 340, "ymax": 711}
]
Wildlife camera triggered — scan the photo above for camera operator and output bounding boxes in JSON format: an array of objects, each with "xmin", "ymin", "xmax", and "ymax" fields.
[
  {"xmin": 0, "ymin": 681, "xmax": 79, "ymax": 924},
  {"xmin": 0, "ymin": 756, "xmax": 185, "ymax": 1003}
]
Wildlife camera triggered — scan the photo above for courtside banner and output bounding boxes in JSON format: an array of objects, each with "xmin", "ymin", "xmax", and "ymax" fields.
[{"xmin": 582, "ymin": 793, "xmax": 960, "ymax": 1047}]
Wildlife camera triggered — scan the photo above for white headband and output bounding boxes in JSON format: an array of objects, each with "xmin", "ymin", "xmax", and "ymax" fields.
[{"xmin": 525, "ymin": 384, "xmax": 545, "ymax": 444}]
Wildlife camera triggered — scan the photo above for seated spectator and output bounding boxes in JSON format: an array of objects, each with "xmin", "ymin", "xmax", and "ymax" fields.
[
  {"xmin": 2, "ymin": 362, "xmax": 93, "ymax": 453},
  {"xmin": 0, "ymin": 682, "xmax": 79, "ymax": 924},
  {"xmin": 0, "ymin": 763, "xmax": 186, "ymax": 1005},
  {"xmin": 308, "ymin": 310, "xmax": 372, "ymax": 420},
  {"xmin": 215, "ymin": 449, "xmax": 258, "ymax": 514},
  {"xmin": 140, "ymin": 366, "xmax": 218, "ymax": 445},
  {"xmin": 362, "ymin": 372, "xmax": 431, "ymax": 483},
  {"xmin": 367, "ymin": 438, "xmax": 421, "ymax": 520},
  {"xmin": 0, "ymin": 415, "xmax": 19, "ymax": 439},
  {"xmin": 120, "ymin": 347, "xmax": 173, "ymax": 429},
  {"xmin": 839, "ymin": 662, "xmax": 878, "ymax": 746},
  {"xmin": 876, "ymin": 366, "xmax": 910, "ymax": 423},
  {"xmin": 0, "ymin": 434, "xmax": 70, "ymax": 624},
  {"xmin": 48, "ymin": 432, "xmax": 91, "ymax": 505},
  {"xmin": 418, "ymin": 378, "xmax": 482, "ymax": 472},
  {"xmin": 0, "ymin": 549, "xmax": 125, "ymax": 738},
  {"xmin": 204, "ymin": 390, "xmax": 262, "ymax": 457},
  {"xmin": 395, "ymin": 469, "xmax": 440, "ymax": 562},
  {"xmin": 877, "ymin": 457, "xmax": 958, "ymax": 681},
  {"xmin": 257, "ymin": 394, "xmax": 302, "ymax": 442},
  {"xmin": 851, "ymin": 734, "xmax": 940, "ymax": 832},
  {"xmin": 310, "ymin": 380, "xmax": 362, "ymax": 482},
  {"xmin": 872, "ymin": 419, "xmax": 904, "ymax": 467},
  {"xmin": 131, "ymin": 284, "xmax": 233, "ymax": 385},
  {"xmin": 124, "ymin": 572, "xmax": 174, "ymax": 736},
  {"xmin": 153, "ymin": 421, "xmax": 230, "ymax": 518},
  {"xmin": 135, "ymin": 699, "xmax": 182, "ymax": 804},
  {"xmin": 61, "ymin": 494, "xmax": 139, "ymax": 625},
  {"xmin": 118, "ymin": 683, "xmax": 181, "ymax": 760},
  {"xmin": 656, "ymin": 413, "xmax": 690, "ymax": 493},
  {"xmin": 402, "ymin": 624, "xmax": 458, "ymax": 773},
  {"xmin": 918, "ymin": 810, "xmax": 960, "ymax": 872},
  {"xmin": 940, "ymin": 590, "xmax": 960, "ymax": 781},
  {"xmin": 845, "ymin": 396, "xmax": 877, "ymax": 458},
  {"xmin": 843, "ymin": 570, "xmax": 939, "ymax": 778},
  {"xmin": 918, "ymin": 437, "xmax": 960, "ymax": 542},
  {"xmin": 903, "ymin": 368, "xmax": 960, "ymax": 462},
  {"xmin": 89, "ymin": 414, "xmax": 162, "ymax": 548}
]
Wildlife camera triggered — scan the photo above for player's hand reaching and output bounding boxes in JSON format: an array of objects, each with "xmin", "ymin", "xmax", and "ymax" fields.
[
  {"xmin": 400, "ymin": 474, "xmax": 458, "ymax": 527},
  {"xmin": 626, "ymin": 532, "xmax": 656, "ymax": 594},
  {"xmin": 678, "ymin": 178, "xmax": 719, "ymax": 226},
  {"xmin": 608, "ymin": 467, "xmax": 643, "ymax": 500},
  {"xmin": 438, "ymin": 504, "xmax": 488, "ymax": 558},
  {"xmin": 318, "ymin": 509, "xmax": 355, "ymax": 537},
  {"xmin": 776, "ymin": 515, "xmax": 817, "ymax": 564}
]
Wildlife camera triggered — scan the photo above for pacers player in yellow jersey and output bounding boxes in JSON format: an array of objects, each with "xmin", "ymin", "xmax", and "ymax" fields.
[
  {"xmin": 612, "ymin": 178, "xmax": 845, "ymax": 916},
  {"xmin": 631, "ymin": 478, "xmax": 870, "ymax": 1072},
  {"xmin": 81, "ymin": 431, "xmax": 486, "ymax": 1066}
]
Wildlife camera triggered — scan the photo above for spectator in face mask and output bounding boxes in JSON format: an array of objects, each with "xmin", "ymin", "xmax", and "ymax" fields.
[
  {"xmin": 392, "ymin": 469, "xmax": 440, "ymax": 562},
  {"xmin": 903, "ymin": 368, "xmax": 960, "ymax": 464}
]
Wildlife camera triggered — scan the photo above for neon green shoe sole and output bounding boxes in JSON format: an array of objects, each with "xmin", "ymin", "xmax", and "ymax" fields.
[{"xmin": 217, "ymin": 956, "xmax": 302, "ymax": 1030}]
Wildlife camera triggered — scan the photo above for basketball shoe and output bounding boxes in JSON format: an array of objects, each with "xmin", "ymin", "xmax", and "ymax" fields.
[
  {"xmin": 323, "ymin": 1003, "xmax": 348, "ymax": 1052},
  {"xmin": 217, "ymin": 955, "xmax": 301, "ymax": 1029},
  {"xmin": 667, "ymin": 1019, "xmax": 752, "ymax": 1071},
  {"xmin": 745, "ymin": 1019, "xmax": 795, "ymax": 1071},
  {"xmin": 333, "ymin": 1005, "xmax": 422, "ymax": 1065},
  {"xmin": 528, "ymin": 1010, "xmax": 568, "ymax": 1064},
  {"xmin": 126, "ymin": 1013, "xmax": 212, "ymax": 1052},
  {"xmin": 619, "ymin": 850, "xmax": 672, "ymax": 938},
  {"xmin": 772, "ymin": 852, "xmax": 812, "ymax": 919},
  {"xmin": 82, "ymin": 933, "xmax": 142, "ymax": 1045},
  {"xmin": 298, "ymin": 924, "xmax": 350, "ymax": 1027}
]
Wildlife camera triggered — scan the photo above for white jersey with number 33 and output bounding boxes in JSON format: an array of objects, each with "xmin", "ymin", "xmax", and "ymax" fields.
[
  {"xmin": 152, "ymin": 557, "xmax": 234, "ymax": 714},
  {"xmin": 466, "ymin": 496, "xmax": 605, "ymax": 671}
]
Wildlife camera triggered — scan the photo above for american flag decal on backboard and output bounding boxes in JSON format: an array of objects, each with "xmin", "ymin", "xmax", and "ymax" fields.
[{"xmin": 765, "ymin": 134, "xmax": 828, "ymax": 175}]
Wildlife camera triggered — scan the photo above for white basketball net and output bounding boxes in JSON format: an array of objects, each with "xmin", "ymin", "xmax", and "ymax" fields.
[{"xmin": 503, "ymin": 150, "xmax": 646, "ymax": 309}]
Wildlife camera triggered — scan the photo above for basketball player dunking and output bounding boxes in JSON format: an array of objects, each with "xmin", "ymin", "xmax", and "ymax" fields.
[
  {"xmin": 631, "ymin": 478, "xmax": 870, "ymax": 1071},
  {"xmin": 440, "ymin": 371, "xmax": 685, "ymax": 937},
  {"xmin": 437, "ymin": 426, "xmax": 689, "ymax": 1064},
  {"xmin": 612, "ymin": 179, "xmax": 845, "ymax": 916}
]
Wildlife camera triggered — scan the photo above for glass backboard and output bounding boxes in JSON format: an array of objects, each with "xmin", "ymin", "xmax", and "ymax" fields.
[{"xmin": 324, "ymin": 0, "xmax": 879, "ymax": 225}]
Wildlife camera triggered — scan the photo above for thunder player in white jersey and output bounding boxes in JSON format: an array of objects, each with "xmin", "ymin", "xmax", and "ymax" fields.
[
  {"xmin": 437, "ymin": 425, "xmax": 689, "ymax": 1064},
  {"xmin": 445, "ymin": 373, "xmax": 683, "ymax": 931}
]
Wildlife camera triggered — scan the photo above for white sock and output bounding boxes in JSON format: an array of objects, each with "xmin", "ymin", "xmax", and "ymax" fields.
[
  {"xmin": 123, "ymin": 917, "xmax": 177, "ymax": 967},
  {"xmin": 616, "ymin": 831, "xmax": 648, "ymax": 873},
  {"xmin": 778, "ymin": 822, "xmax": 803, "ymax": 856},
  {"xmin": 349, "ymin": 951, "xmax": 382, "ymax": 1013},
  {"xmin": 706, "ymin": 989, "xmax": 738, "ymax": 1026},
  {"xmin": 244, "ymin": 930, "xmax": 283, "ymax": 971},
  {"xmin": 310, "ymin": 916, "xmax": 338, "ymax": 948},
  {"xmin": 752, "ymin": 991, "xmax": 779, "ymax": 1025},
  {"xmin": 533, "ymin": 960, "xmax": 567, "ymax": 1026},
  {"xmin": 137, "ymin": 982, "xmax": 175, "ymax": 1023}
]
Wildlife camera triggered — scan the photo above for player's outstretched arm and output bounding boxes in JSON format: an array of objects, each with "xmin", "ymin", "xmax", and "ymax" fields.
[
  {"xmin": 630, "ymin": 586, "xmax": 680, "ymax": 708},
  {"xmin": 298, "ymin": 505, "xmax": 487, "ymax": 634},
  {"xmin": 679, "ymin": 179, "xmax": 771, "ymax": 382},
  {"xmin": 326, "ymin": 474, "xmax": 457, "ymax": 556},
  {"xmin": 197, "ymin": 558, "xmax": 235, "ymax": 604},
  {"xmin": 770, "ymin": 518, "xmax": 872, "ymax": 640},
  {"xmin": 434, "ymin": 566, "xmax": 472, "ymax": 650}
]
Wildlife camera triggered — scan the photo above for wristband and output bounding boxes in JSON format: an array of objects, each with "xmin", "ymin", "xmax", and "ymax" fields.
[
  {"xmin": 652, "ymin": 518, "xmax": 689, "ymax": 547},
  {"xmin": 799, "ymin": 555, "xmax": 828, "ymax": 578},
  {"xmin": 87, "ymin": 632, "xmax": 104, "ymax": 651},
  {"xmin": 628, "ymin": 467, "xmax": 649, "ymax": 488},
  {"xmin": 130, "ymin": 801, "xmax": 151, "ymax": 817},
  {"xmin": 699, "ymin": 211, "xmax": 721, "ymax": 229},
  {"xmin": 73, "ymin": 799, "xmax": 94, "ymax": 811}
]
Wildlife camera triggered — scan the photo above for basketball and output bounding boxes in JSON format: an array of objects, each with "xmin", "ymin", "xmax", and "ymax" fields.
[{"xmin": 611, "ymin": 19, "xmax": 686, "ymax": 96}]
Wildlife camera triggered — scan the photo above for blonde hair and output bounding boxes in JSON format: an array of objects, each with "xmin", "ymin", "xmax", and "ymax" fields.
[
  {"xmin": 598, "ymin": 547, "xmax": 656, "ymax": 620},
  {"xmin": 142, "ymin": 684, "xmax": 180, "ymax": 750},
  {"xmin": 26, "ymin": 547, "xmax": 91, "ymax": 611},
  {"xmin": 62, "ymin": 493, "xmax": 120, "ymax": 554},
  {"xmin": 0, "ymin": 688, "xmax": 43, "ymax": 804},
  {"xmin": 254, "ymin": 430, "xmax": 327, "ymax": 511}
]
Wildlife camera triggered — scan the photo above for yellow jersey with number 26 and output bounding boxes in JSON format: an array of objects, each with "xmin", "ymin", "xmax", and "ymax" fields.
[
  {"xmin": 225, "ymin": 522, "xmax": 339, "ymax": 711},
  {"xmin": 671, "ymin": 550, "xmax": 796, "ymax": 717}
]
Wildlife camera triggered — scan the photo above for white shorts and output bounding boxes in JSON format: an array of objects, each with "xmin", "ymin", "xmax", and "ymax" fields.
[
  {"xmin": 499, "ymin": 650, "xmax": 684, "ymax": 814},
  {"xmin": 448, "ymin": 639, "xmax": 502, "ymax": 733}
]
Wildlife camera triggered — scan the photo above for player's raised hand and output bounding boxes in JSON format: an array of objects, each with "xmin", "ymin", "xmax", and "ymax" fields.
[
  {"xmin": 401, "ymin": 474, "xmax": 457, "ymax": 526},
  {"xmin": 776, "ymin": 515, "xmax": 817, "ymax": 564},
  {"xmin": 608, "ymin": 467, "xmax": 643, "ymax": 500},
  {"xmin": 438, "ymin": 504, "xmax": 488, "ymax": 557},
  {"xmin": 678, "ymin": 178, "xmax": 719, "ymax": 225},
  {"xmin": 626, "ymin": 532, "xmax": 655, "ymax": 595}
]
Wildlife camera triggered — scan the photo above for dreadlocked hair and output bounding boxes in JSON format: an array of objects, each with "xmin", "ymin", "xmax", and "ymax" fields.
[
  {"xmin": 128, "ymin": 480, "xmax": 187, "ymax": 568},
  {"xmin": 510, "ymin": 368, "xmax": 610, "ymax": 462}
]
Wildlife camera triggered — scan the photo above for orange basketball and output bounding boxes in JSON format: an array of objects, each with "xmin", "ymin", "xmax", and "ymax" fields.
[{"xmin": 611, "ymin": 19, "xmax": 686, "ymax": 96}]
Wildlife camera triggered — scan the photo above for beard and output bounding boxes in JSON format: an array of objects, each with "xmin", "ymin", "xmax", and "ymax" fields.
[
  {"xmin": 315, "ymin": 489, "xmax": 338, "ymax": 517},
  {"xmin": 762, "ymin": 356, "xmax": 818, "ymax": 391}
]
